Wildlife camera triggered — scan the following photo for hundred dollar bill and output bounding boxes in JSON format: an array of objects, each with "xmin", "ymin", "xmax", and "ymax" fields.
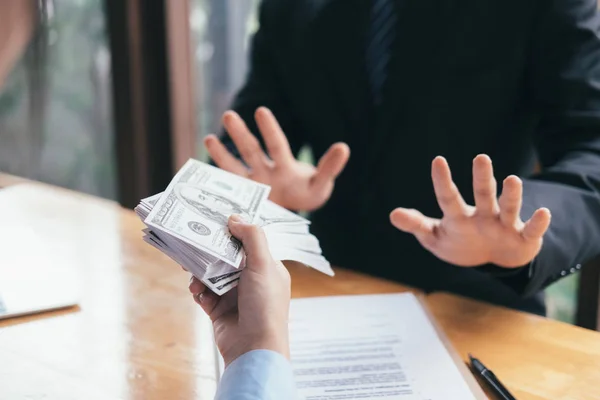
[
  {"xmin": 203, "ymin": 265, "xmax": 242, "ymax": 295},
  {"xmin": 145, "ymin": 159, "xmax": 270, "ymax": 267},
  {"xmin": 143, "ymin": 192, "xmax": 308, "ymax": 229},
  {"xmin": 142, "ymin": 234, "xmax": 241, "ymax": 295},
  {"xmin": 256, "ymin": 200, "xmax": 310, "ymax": 227},
  {"xmin": 203, "ymin": 273, "xmax": 241, "ymax": 296}
]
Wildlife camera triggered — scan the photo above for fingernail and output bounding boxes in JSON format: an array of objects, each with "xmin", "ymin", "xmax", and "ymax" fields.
[
  {"xmin": 229, "ymin": 214, "xmax": 244, "ymax": 223},
  {"xmin": 196, "ymin": 291, "xmax": 217, "ymax": 308}
]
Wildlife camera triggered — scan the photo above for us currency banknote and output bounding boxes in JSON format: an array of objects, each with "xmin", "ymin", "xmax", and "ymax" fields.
[
  {"xmin": 145, "ymin": 159, "xmax": 270, "ymax": 268},
  {"xmin": 142, "ymin": 232, "xmax": 240, "ymax": 295},
  {"xmin": 139, "ymin": 193, "xmax": 241, "ymax": 294},
  {"xmin": 256, "ymin": 200, "xmax": 310, "ymax": 227},
  {"xmin": 137, "ymin": 159, "xmax": 334, "ymax": 296}
]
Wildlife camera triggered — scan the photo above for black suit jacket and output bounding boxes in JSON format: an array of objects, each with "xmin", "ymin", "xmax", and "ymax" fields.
[{"xmin": 221, "ymin": 0, "xmax": 600, "ymax": 314}]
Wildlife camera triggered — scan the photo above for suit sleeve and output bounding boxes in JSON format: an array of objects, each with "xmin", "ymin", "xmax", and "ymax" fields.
[
  {"xmin": 217, "ymin": 0, "xmax": 306, "ymax": 158},
  {"xmin": 505, "ymin": 0, "xmax": 600, "ymax": 296}
]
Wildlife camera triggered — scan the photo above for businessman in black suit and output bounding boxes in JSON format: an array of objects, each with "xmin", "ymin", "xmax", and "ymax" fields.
[{"xmin": 204, "ymin": 0, "xmax": 600, "ymax": 315}]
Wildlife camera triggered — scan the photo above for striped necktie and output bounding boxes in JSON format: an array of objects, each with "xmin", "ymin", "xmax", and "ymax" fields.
[{"xmin": 366, "ymin": 0, "xmax": 397, "ymax": 105}]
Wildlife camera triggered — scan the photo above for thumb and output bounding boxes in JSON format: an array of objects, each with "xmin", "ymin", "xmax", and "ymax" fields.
[{"xmin": 228, "ymin": 215, "xmax": 273, "ymax": 273}]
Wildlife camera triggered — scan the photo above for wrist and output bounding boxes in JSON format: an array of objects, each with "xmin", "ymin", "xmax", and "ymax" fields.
[
  {"xmin": 222, "ymin": 330, "xmax": 290, "ymax": 367},
  {"xmin": 487, "ymin": 244, "xmax": 541, "ymax": 269},
  {"xmin": 252, "ymin": 331, "xmax": 290, "ymax": 359}
]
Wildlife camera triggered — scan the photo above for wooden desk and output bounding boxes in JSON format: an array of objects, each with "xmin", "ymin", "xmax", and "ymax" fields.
[
  {"xmin": 429, "ymin": 293, "xmax": 600, "ymax": 400},
  {"xmin": 1, "ymin": 176, "xmax": 600, "ymax": 400}
]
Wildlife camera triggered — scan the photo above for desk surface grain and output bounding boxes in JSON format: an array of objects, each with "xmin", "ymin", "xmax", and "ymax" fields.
[{"xmin": 1, "ymin": 175, "xmax": 599, "ymax": 400}]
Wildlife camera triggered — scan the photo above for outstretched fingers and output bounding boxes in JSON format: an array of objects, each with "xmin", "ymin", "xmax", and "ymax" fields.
[
  {"xmin": 431, "ymin": 156, "xmax": 469, "ymax": 218},
  {"xmin": 522, "ymin": 208, "xmax": 552, "ymax": 241},
  {"xmin": 254, "ymin": 107, "xmax": 295, "ymax": 166},
  {"xmin": 222, "ymin": 111, "xmax": 269, "ymax": 172},
  {"xmin": 472, "ymin": 154, "xmax": 499, "ymax": 217},
  {"xmin": 204, "ymin": 134, "xmax": 248, "ymax": 176},
  {"xmin": 498, "ymin": 175, "xmax": 523, "ymax": 227},
  {"xmin": 310, "ymin": 143, "xmax": 350, "ymax": 192},
  {"xmin": 390, "ymin": 208, "xmax": 439, "ymax": 249}
]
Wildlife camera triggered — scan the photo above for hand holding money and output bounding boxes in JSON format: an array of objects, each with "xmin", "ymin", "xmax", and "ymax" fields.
[
  {"xmin": 135, "ymin": 159, "xmax": 334, "ymax": 296},
  {"xmin": 189, "ymin": 215, "xmax": 292, "ymax": 367},
  {"xmin": 204, "ymin": 107, "xmax": 350, "ymax": 212}
]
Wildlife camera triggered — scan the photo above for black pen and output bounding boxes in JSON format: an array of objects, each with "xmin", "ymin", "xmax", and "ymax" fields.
[{"xmin": 469, "ymin": 354, "xmax": 517, "ymax": 400}]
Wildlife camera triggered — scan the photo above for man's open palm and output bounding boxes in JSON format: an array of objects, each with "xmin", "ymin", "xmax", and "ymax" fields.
[
  {"xmin": 205, "ymin": 107, "xmax": 350, "ymax": 212},
  {"xmin": 390, "ymin": 155, "xmax": 552, "ymax": 268}
]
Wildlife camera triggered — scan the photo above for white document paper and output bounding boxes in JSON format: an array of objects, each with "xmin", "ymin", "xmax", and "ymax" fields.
[{"xmin": 289, "ymin": 293, "xmax": 478, "ymax": 400}]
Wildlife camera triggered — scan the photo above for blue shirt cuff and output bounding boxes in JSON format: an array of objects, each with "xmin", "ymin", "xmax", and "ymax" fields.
[{"xmin": 215, "ymin": 349, "xmax": 298, "ymax": 400}]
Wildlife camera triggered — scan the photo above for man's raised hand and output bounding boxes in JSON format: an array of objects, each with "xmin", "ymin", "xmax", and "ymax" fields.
[
  {"xmin": 204, "ymin": 107, "xmax": 350, "ymax": 212},
  {"xmin": 390, "ymin": 155, "xmax": 551, "ymax": 268}
]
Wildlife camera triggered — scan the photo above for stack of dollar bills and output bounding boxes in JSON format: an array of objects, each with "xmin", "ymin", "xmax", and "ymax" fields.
[{"xmin": 135, "ymin": 159, "xmax": 334, "ymax": 295}]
